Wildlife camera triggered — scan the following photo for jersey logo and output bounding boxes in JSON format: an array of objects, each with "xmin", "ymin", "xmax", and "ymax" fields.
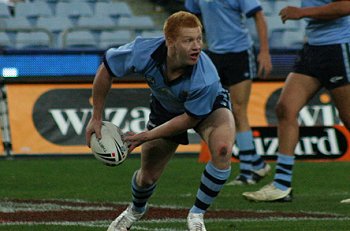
[
  {"xmin": 145, "ymin": 75, "xmax": 155, "ymax": 85},
  {"xmin": 329, "ymin": 76, "xmax": 344, "ymax": 83}
]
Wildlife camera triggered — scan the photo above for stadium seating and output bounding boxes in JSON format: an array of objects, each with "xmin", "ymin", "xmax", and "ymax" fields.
[
  {"xmin": 117, "ymin": 16, "xmax": 155, "ymax": 31},
  {"xmin": 63, "ymin": 30, "xmax": 98, "ymax": 48},
  {"xmin": 94, "ymin": 2, "xmax": 133, "ymax": 18},
  {"xmin": 0, "ymin": 3, "xmax": 11, "ymax": 18},
  {"xmin": 140, "ymin": 30, "xmax": 163, "ymax": 38},
  {"xmin": 36, "ymin": 16, "xmax": 73, "ymax": 34},
  {"xmin": 55, "ymin": 1, "xmax": 94, "ymax": 18},
  {"xmin": 1, "ymin": 0, "xmax": 305, "ymax": 50},
  {"xmin": 77, "ymin": 15, "xmax": 115, "ymax": 28},
  {"xmin": 260, "ymin": 1, "xmax": 274, "ymax": 16},
  {"xmin": 99, "ymin": 30, "xmax": 133, "ymax": 49},
  {"xmin": 15, "ymin": 2, "xmax": 53, "ymax": 19},
  {"xmin": 15, "ymin": 31, "xmax": 52, "ymax": 48},
  {"xmin": 3, "ymin": 17, "xmax": 32, "ymax": 29},
  {"xmin": 0, "ymin": 31, "xmax": 14, "ymax": 48}
]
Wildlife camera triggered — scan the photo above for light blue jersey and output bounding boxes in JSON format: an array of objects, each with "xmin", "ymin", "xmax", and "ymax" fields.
[
  {"xmin": 302, "ymin": 0, "xmax": 350, "ymax": 45},
  {"xmin": 185, "ymin": 0, "xmax": 262, "ymax": 53},
  {"xmin": 103, "ymin": 36, "xmax": 227, "ymax": 118}
]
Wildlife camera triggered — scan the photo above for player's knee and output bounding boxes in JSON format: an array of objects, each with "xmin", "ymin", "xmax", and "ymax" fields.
[
  {"xmin": 275, "ymin": 101, "xmax": 296, "ymax": 121},
  {"xmin": 215, "ymin": 142, "xmax": 231, "ymax": 157}
]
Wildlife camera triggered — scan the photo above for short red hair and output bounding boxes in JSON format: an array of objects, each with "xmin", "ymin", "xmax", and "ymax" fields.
[{"xmin": 163, "ymin": 11, "xmax": 202, "ymax": 41}]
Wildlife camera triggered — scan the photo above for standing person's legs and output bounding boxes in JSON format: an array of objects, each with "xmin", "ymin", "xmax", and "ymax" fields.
[
  {"xmin": 242, "ymin": 73, "xmax": 321, "ymax": 202},
  {"xmin": 330, "ymin": 84, "xmax": 350, "ymax": 130},
  {"xmin": 209, "ymin": 49, "xmax": 269, "ymax": 186},
  {"xmin": 274, "ymin": 74, "xmax": 320, "ymax": 191},
  {"xmin": 227, "ymin": 79, "xmax": 270, "ymax": 185},
  {"xmin": 329, "ymin": 84, "xmax": 350, "ymax": 203},
  {"xmin": 187, "ymin": 108, "xmax": 235, "ymax": 230},
  {"xmin": 107, "ymin": 139, "xmax": 178, "ymax": 231}
]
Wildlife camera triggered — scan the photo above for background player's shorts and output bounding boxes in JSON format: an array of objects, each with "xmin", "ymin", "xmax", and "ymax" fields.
[
  {"xmin": 206, "ymin": 47, "xmax": 257, "ymax": 87},
  {"xmin": 147, "ymin": 90, "xmax": 231, "ymax": 145},
  {"xmin": 293, "ymin": 43, "xmax": 350, "ymax": 90}
]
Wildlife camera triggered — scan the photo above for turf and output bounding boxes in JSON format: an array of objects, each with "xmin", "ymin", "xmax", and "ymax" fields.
[{"xmin": 0, "ymin": 156, "xmax": 349, "ymax": 230}]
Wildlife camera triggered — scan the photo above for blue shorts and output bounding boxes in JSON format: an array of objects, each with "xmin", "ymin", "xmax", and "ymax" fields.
[
  {"xmin": 206, "ymin": 47, "xmax": 257, "ymax": 87},
  {"xmin": 293, "ymin": 43, "xmax": 350, "ymax": 90},
  {"xmin": 147, "ymin": 90, "xmax": 231, "ymax": 145}
]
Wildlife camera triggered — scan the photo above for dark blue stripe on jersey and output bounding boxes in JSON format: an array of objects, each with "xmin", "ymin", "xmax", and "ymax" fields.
[
  {"xmin": 246, "ymin": 6, "xmax": 262, "ymax": 18},
  {"xmin": 194, "ymin": 198, "xmax": 210, "ymax": 211},
  {"xmin": 199, "ymin": 183, "xmax": 219, "ymax": 197},
  {"xmin": 203, "ymin": 169, "xmax": 227, "ymax": 185}
]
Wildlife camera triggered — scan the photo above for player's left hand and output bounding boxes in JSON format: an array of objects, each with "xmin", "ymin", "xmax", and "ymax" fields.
[{"xmin": 124, "ymin": 131, "xmax": 148, "ymax": 152}]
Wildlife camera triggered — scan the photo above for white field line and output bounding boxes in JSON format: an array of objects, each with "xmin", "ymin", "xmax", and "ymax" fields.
[
  {"xmin": 0, "ymin": 200, "xmax": 343, "ymax": 217},
  {"xmin": 1, "ymin": 217, "xmax": 350, "ymax": 227}
]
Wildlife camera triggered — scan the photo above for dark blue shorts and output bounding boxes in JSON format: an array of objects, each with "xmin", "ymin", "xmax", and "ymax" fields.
[
  {"xmin": 293, "ymin": 43, "xmax": 350, "ymax": 90},
  {"xmin": 147, "ymin": 90, "xmax": 231, "ymax": 145},
  {"xmin": 206, "ymin": 48, "xmax": 257, "ymax": 87}
]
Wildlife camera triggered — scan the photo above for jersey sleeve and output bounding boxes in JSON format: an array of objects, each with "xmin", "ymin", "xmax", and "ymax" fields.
[
  {"xmin": 185, "ymin": 0, "xmax": 201, "ymax": 14},
  {"xmin": 103, "ymin": 41, "xmax": 136, "ymax": 78},
  {"xmin": 237, "ymin": 0, "xmax": 262, "ymax": 18},
  {"xmin": 184, "ymin": 81, "xmax": 220, "ymax": 119}
]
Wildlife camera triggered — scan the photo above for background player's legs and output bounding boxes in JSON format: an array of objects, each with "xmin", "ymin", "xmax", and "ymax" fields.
[
  {"xmin": 242, "ymin": 73, "xmax": 321, "ymax": 202},
  {"xmin": 228, "ymin": 80, "xmax": 268, "ymax": 184}
]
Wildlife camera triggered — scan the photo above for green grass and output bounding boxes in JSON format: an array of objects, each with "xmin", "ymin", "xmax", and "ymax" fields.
[{"xmin": 1, "ymin": 156, "xmax": 350, "ymax": 230}]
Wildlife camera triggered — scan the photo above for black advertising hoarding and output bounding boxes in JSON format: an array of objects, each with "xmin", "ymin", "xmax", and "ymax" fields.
[{"xmin": 5, "ymin": 82, "xmax": 350, "ymax": 160}]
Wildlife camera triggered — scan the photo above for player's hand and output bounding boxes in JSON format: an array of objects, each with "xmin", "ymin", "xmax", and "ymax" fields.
[
  {"xmin": 257, "ymin": 52, "xmax": 272, "ymax": 79},
  {"xmin": 124, "ymin": 131, "xmax": 148, "ymax": 153},
  {"xmin": 85, "ymin": 118, "xmax": 102, "ymax": 147},
  {"xmin": 279, "ymin": 6, "xmax": 303, "ymax": 23}
]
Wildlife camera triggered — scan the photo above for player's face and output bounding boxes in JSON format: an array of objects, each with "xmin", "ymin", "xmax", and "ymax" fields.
[{"xmin": 173, "ymin": 27, "xmax": 202, "ymax": 66}]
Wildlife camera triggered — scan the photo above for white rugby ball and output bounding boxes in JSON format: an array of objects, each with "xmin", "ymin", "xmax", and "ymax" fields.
[{"xmin": 90, "ymin": 121, "xmax": 128, "ymax": 166}]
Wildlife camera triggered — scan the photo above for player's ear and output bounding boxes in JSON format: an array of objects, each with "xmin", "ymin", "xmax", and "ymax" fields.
[{"xmin": 165, "ymin": 36, "xmax": 174, "ymax": 48}]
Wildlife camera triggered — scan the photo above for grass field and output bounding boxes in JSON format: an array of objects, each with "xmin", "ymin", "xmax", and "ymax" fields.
[{"xmin": 0, "ymin": 155, "xmax": 350, "ymax": 230}]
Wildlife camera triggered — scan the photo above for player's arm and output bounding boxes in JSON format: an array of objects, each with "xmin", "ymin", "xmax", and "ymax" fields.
[
  {"xmin": 252, "ymin": 10, "xmax": 272, "ymax": 79},
  {"xmin": 125, "ymin": 113, "xmax": 200, "ymax": 151},
  {"xmin": 280, "ymin": 1, "xmax": 350, "ymax": 22},
  {"xmin": 85, "ymin": 63, "xmax": 113, "ymax": 147}
]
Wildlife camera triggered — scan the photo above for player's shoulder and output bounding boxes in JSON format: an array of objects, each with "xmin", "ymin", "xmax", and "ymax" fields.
[
  {"xmin": 133, "ymin": 36, "xmax": 165, "ymax": 53},
  {"xmin": 192, "ymin": 51, "xmax": 220, "ymax": 86},
  {"xmin": 196, "ymin": 51, "xmax": 218, "ymax": 75}
]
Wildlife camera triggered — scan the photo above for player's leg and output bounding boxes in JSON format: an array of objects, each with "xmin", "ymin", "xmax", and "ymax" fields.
[
  {"xmin": 275, "ymin": 73, "xmax": 320, "ymax": 187},
  {"xmin": 330, "ymin": 85, "xmax": 350, "ymax": 130},
  {"xmin": 187, "ymin": 107, "xmax": 234, "ymax": 230},
  {"xmin": 242, "ymin": 73, "xmax": 321, "ymax": 202},
  {"xmin": 228, "ymin": 80, "xmax": 255, "ymax": 183},
  {"xmin": 226, "ymin": 79, "xmax": 270, "ymax": 185},
  {"xmin": 107, "ymin": 139, "xmax": 178, "ymax": 231}
]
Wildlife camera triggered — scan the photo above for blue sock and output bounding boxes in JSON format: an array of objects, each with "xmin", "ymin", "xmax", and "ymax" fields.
[
  {"xmin": 251, "ymin": 154, "xmax": 266, "ymax": 171},
  {"xmin": 236, "ymin": 131, "xmax": 255, "ymax": 179},
  {"xmin": 190, "ymin": 161, "xmax": 231, "ymax": 214},
  {"xmin": 273, "ymin": 153, "xmax": 295, "ymax": 191},
  {"xmin": 131, "ymin": 170, "xmax": 156, "ymax": 213}
]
